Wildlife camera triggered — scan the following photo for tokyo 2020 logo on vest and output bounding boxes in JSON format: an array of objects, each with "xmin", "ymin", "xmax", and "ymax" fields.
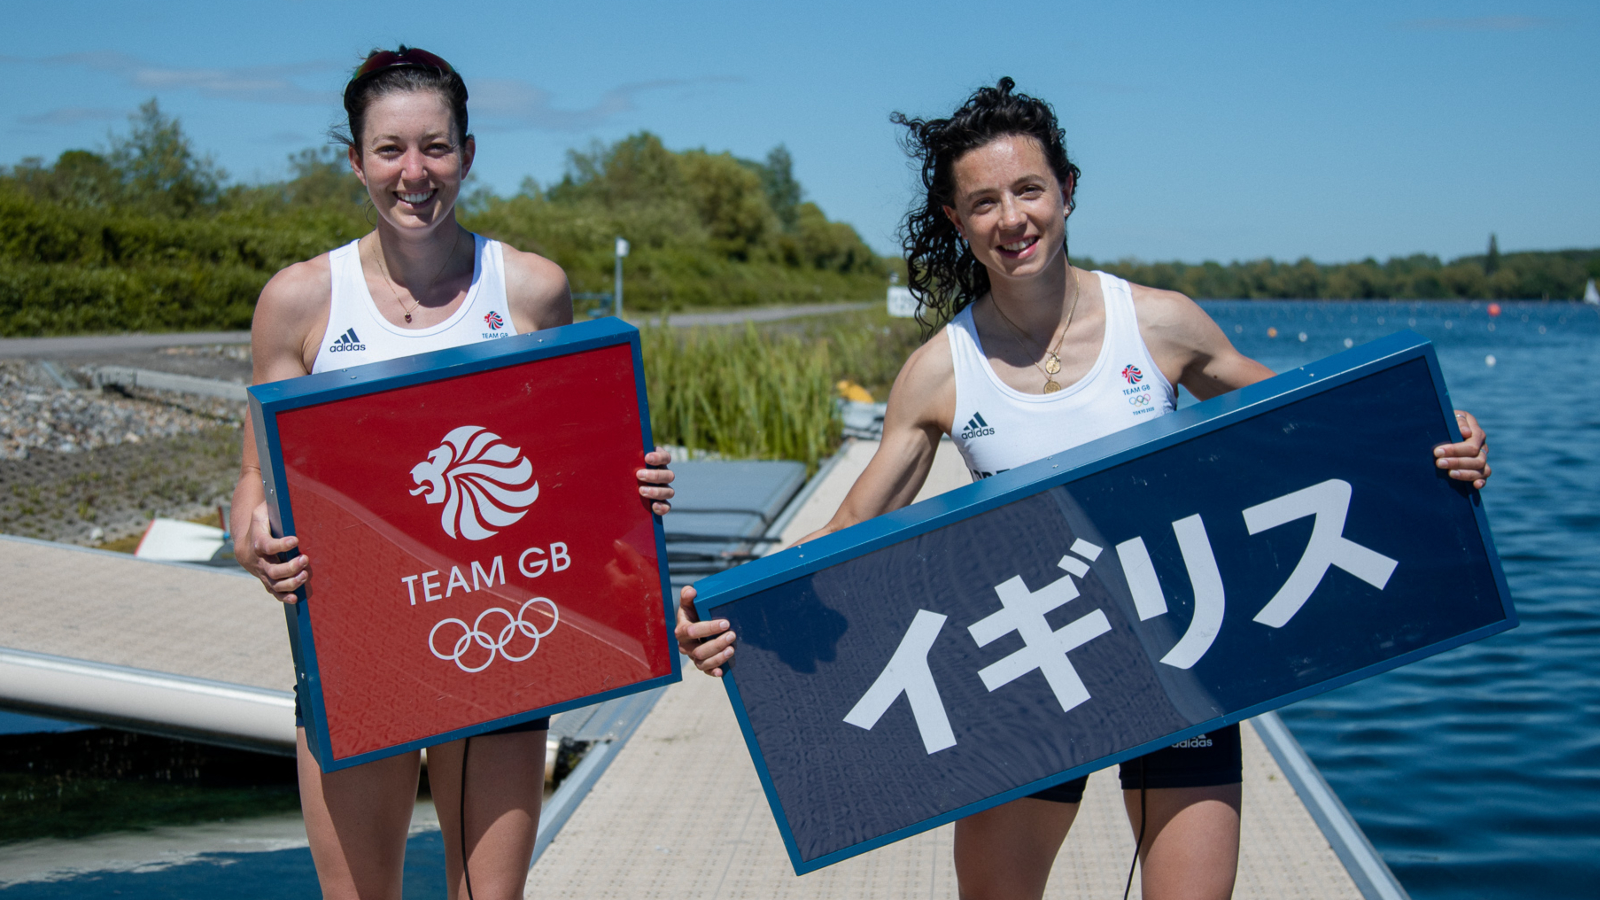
[{"xmin": 408, "ymin": 425, "xmax": 540, "ymax": 540}]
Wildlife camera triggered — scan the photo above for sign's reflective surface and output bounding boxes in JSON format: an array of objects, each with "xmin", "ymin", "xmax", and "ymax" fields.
[
  {"xmin": 253, "ymin": 321, "xmax": 676, "ymax": 770},
  {"xmin": 698, "ymin": 337, "xmax": 1513, "ymax": 872}
]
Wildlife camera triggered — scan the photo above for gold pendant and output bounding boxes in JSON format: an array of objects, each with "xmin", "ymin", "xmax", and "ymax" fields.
[
  {"xmin": 1044, "ymin": 354, "xmax": 1061, "ymax": 375},
  {"xmin": 1043, "ymin": 380, "xmax": 1062, "ymax": 393}
]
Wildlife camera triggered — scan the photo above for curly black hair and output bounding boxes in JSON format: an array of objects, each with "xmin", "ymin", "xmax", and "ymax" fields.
[{"xmin": 891, "ymin": 77, "xmax": 1081, "ymax": 335}]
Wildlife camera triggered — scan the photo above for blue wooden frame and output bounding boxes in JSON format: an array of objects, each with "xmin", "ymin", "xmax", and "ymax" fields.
[
  {"xmin": 693, "ymin": 330, "xmax": 1515, "ymax": 873},
  {"xmin": 249, "ymin": 317, "xmax": 680, "ymax": 772}
]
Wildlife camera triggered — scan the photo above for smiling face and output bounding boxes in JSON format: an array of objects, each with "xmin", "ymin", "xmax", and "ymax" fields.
[
  {"xmin": 349, "ymin": 89, "xmax": 475, "ymax": 232},
  {"xmin": 942, "ymin": 134, "xmax": 1073, "ymax": 283}
]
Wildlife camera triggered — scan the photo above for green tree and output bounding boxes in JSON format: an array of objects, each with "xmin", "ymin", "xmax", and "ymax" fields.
[
  {"xmin": 108, "ymin": 99, "xmax": 224, "ymax": 216},
  {"xmin": 680, "ymin": 149, "xmax": 777, "ymax": 260},
  {"xmin": 6, "ymin": 150, "xmax": 124, "ymax": 209},
  {"xmin": 1485, "ymin": 233, "xmax": 1500, "ymax": 275},
  {"xmin": 758, "ymin": 144, "xmax": 802, "ymax": 231},
  {"xmin": 282, "ymin": 147, "xmax": 365, "ymax": 208}
]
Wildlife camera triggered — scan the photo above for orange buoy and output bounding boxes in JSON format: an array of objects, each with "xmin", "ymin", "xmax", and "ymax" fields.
[
  {"xmin": 1267, "ymin": 327, "xmax": 1278, "ymax": 338},
  {"xmin": 1487, "ymin": 303, "xmax": 1502, "ymax": 317}
]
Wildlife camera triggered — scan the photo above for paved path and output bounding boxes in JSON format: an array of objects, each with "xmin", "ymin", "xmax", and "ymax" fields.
[
  {"xmin": 656, "ymin": 302, "xmax": 875, "ymax": 328},
  {"xmin": 525, "ymin": 440, "xmax": 1362, "ymax": 898},
  {"xmin": 0, "ymin": 302, "xmax": 876, "ymax": 360},
  {"xmin": 0, "ymin": 332, "xmax": 251, "ymax": 359}
]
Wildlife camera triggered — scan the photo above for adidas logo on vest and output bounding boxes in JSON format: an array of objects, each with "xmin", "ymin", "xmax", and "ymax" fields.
[
  {"xmin": 958, "ymin": 412, "xmax": 995, "ymax": 441},
  {"xmin": 328, "ymin": 327, "xmax": 366, "ymax": 353}
]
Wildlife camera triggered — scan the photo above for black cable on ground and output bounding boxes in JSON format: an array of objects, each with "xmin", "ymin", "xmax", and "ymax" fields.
[
  {"xmin": 1123, "ymin": 759, "xmax": 1147, "ymax": 900},
  {"xmin": 461, "ymin": 736, "xmax": 475, "ymax": 900}
]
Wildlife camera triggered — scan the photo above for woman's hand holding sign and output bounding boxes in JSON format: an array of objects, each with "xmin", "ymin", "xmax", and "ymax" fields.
[
  {"xmin": 236, "ymin": 499, "xmax": 310, "ymax": 605},
  {"xmin": 1436, "ymin": 410, "xmax": 1490, "ymax": 489},
  {"xmin": 676, "ymin": 586, "xmax": 736, "ymax": 677},
  {"xmin": 637, "ymin": 446, "xmax": 676, "ymax": 515}
]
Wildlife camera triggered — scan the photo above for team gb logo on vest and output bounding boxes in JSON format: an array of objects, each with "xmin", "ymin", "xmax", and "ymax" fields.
[{"xmin": 409, "ymin": 426, "xmax": 540, "ymax": 540}]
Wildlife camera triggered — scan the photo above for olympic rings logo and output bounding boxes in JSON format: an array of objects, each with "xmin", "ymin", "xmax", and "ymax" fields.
[
  {"xmin": 1128, "ymin": 394, "xmax": 1151, "ymax": 406},
  {"xmin": 429, "ymin": 597, "xmax": 559, "ymax": 673}
]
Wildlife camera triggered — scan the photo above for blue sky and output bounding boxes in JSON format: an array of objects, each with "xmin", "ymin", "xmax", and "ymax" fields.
[{"xmin": 2, "ymin": 1, "xmax": 1594, "ymax": 264}]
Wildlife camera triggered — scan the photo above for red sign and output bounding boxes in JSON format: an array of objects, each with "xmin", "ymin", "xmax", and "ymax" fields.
[{"xmin": 267, "ymin": 337, "xmax": 672, "ymax": 764}]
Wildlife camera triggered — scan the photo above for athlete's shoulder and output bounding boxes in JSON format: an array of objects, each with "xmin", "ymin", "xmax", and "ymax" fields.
[
  {"xmin": 903, "ymin": 324, "xmax": 955, "ymax": 383},
  {"xmin": 256, "ymin": 254, "xmax": 332, "ymax": 334},
  {"xmin": 252, "ymin": 253, "xmax": 333, "ymax": 380},
  {"xmin": 498, "ymin": 243, "xmax": 572, "ymax": 330},
  {"xmin": 1122, "ymin": 277, "xmax": 1235, "ymax": 379},
  {"xmin": 1125, "ymin": 279, "xmax": 1206, "ymax": 329},
  {"xmin": 886, "ymin": 324, "xmax": 956, "ymax": 429}
]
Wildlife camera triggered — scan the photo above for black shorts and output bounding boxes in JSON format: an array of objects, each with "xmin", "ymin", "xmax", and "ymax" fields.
[
  {"xmin": 292, "ymin": 683, "xmax": 549, "ymax": 739},
  {"xmin": 1027, "ymin": 724, "xmax": 1242, "ymax": 804}
]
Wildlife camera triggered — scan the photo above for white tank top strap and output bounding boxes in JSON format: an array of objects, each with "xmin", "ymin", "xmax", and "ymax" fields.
[
  {"xmin": 946, "ymin": 270, "xmax": 1176, "ymax": 481},
  {"xmin": 312, "ymin": 234, "xmax": 517, "ymax": 374}
]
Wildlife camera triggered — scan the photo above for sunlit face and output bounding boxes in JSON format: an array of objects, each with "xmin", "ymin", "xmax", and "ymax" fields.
[
  {"xmin": 942, "ymin": 134, "xmax": 1072, "ymax": 281},
  {"xmin": 349, "ymin": 89, "xmax": 475, "ymax": 231}
]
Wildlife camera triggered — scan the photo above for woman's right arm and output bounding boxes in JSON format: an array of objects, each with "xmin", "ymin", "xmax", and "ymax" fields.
[
  {"xmin": 231, "ymin": 259, "xmax": 331, "ymax": 603},
  {"xmin": 675, "ymin": 333, "xmax": 957, "ymax": 675}
]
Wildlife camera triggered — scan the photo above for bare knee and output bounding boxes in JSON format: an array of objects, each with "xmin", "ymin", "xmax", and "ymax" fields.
[
  {"xmin": 954, "ymin": 797, "xmax": 1077, "ymax": 900},
  {"xmin": 1125, "ymin": 784, "xmax": 1241, "ymax": 900}
]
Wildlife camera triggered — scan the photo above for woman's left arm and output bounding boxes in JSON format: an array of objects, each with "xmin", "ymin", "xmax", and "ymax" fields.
[{"xmin": 1136, "ymin": 286, "xmax": 1491, "ymax": 489}]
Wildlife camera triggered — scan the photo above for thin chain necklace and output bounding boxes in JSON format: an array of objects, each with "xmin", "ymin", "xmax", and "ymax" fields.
[
  {"xmin": 370, "ymin": 228, "xmax": 462, "ymax": 324},
  {"xmin": 990, "ymin": 265, "xmax": 1082, "ymax": 393}
]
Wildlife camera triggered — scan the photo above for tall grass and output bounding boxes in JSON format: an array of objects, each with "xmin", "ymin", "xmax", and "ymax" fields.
[
  {"xmin": 642, "ymin": 322, "xmax": 841, "ymax": 472},
  {"xmin": 639, "ymin": 308, "xmax": 931, "ymax": 471},
  {"xmin": 786, "ymin": 308, "xmax": 926, "ymax": 400}
]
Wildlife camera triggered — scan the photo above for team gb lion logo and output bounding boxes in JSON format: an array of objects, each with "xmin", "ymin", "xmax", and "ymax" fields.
[{"xmin": 409, "ymin": 425, "xmax": 540, "ymax": 540}]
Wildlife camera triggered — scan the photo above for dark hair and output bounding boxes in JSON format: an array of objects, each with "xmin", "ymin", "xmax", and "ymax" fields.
[
  {"xmin": 891, "ymin": 77, "xmax": 1082, "ymax": 335},
  {"xmin": 334, "ymin": 45, "xmax": 470, "ymax": 152}
]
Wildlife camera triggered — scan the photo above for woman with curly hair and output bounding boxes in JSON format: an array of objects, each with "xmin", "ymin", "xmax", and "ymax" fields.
[{"xmin": 678, "ymin": 78, "xmax": 1489, "ymax": 899}]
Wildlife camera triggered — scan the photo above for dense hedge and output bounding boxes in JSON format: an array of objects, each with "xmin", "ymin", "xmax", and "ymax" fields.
[
  {"xmin": 0, "ymin": 117, "xmax": 890, "ymax": 335},
  {"xmin": 0, "ymin": 260, "xmax": 266, "ymax": 335}
]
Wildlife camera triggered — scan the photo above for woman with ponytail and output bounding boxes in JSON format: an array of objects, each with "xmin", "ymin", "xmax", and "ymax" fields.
[{"xmin": 232, "ymin": 46, "xmax": 675, "ymax": 900}]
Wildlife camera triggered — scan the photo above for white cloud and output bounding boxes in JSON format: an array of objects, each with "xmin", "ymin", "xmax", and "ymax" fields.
[
  {"xmin": 0, "ymin": 53, "xmax": 737, "ymax": 133},
  {"xmin": 0, "ymin": 52, "xmax": 339, "ymax": 105}
]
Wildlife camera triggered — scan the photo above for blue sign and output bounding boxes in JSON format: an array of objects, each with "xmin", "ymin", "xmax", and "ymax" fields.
[{"xmin": 692, "ymin": 331, "xmax": 1515, "ymax": 873}]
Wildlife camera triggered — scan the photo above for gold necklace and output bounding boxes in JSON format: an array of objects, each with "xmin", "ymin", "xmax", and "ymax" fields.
[
  {"xmin": 990, "ymin": 265, "xmax": 1082, "ymax": 393},
  {"xmin": 370, "ymin": 229, "xmax": 463, "ymax": 324}
]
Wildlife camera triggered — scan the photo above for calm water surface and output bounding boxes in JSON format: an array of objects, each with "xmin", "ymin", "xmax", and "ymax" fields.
[{"xmin": 1199, "ymin": 299, "xmax": 1600, "ymax": 900}]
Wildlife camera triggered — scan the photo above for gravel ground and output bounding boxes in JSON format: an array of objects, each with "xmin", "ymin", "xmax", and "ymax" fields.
[{"xmin": 0, "ymin": 353, "xmax": 247, "ymax": 545}]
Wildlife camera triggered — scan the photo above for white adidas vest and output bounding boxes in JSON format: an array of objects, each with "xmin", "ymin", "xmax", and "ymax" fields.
[
  {"xmin": 947, "ymin": 270, "xmax": 1176, "ymax": 480},
  {"xmin": 312, "ymin": 234, "xmax": 517, "ymax": 374}
]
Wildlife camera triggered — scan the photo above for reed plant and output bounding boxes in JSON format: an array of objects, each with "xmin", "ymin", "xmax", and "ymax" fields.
[
  {"xmin": 642, "ymin": 322, "xmax": 841, "ymax": 472},
  {"xmin": 639, "ymin": 308, "xmax": 931, "ymax": 470}
]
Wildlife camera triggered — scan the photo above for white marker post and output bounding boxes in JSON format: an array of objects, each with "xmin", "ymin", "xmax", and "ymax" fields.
[{"xmin": 614, "ymin": 236, "xmax": 630, "ymax": 320}]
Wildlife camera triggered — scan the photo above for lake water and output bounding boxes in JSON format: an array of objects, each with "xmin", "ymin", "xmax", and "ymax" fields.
[
  {"xmin": 3, "ymin": 299, "xmax": 1595, "ymax": 898},
  {"xmin": 1199, "ymin": 299, "xmax": 1600, "ymax": 900}
]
